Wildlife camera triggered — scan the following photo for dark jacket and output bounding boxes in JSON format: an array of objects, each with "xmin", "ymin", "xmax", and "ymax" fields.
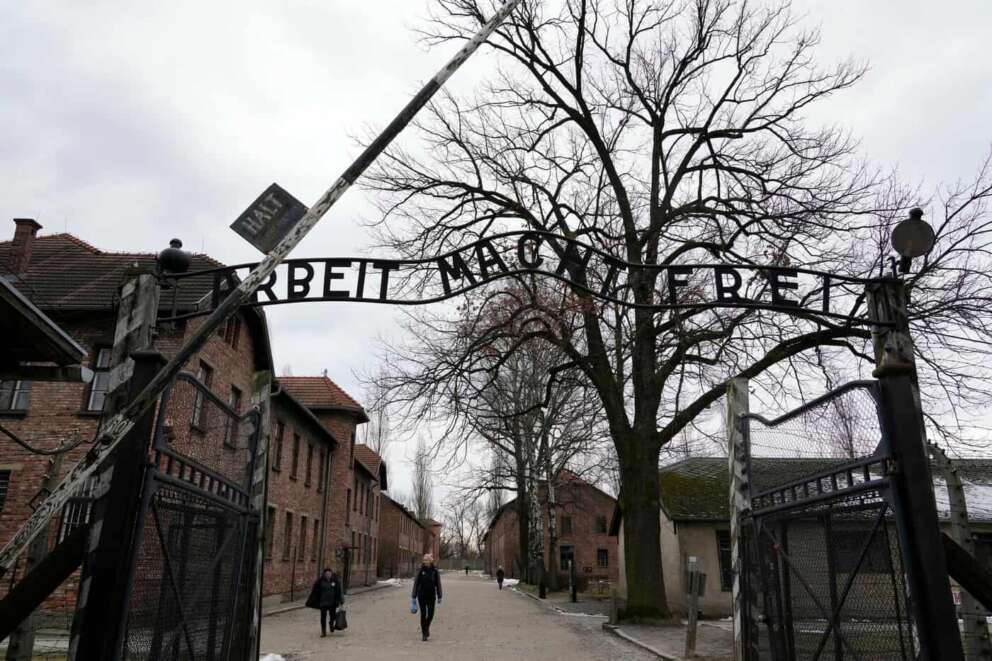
[
  {"xmin": 412, "ymin": 564, "xmax": 442, "ymax": 601},
  {"xmin": 496, "ymin": 568, "xmax": 505, "ymax": 581},
  {"xmin": 306, "ymin": 575, "xmax": 344, "ymax": 609}
]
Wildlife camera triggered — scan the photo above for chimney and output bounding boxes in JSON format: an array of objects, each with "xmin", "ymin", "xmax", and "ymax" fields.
[{"xmin": 10, "ymin": 218, "xmax": 42, "ymax": 274}]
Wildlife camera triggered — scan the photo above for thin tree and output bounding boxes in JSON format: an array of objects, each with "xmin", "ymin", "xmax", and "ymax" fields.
[
  {"xmin": 365, "ymin": 0, "xmax": 992, "ymax": 616},
  {"xmin": 412, "ymin": 437, "xmax": 435, "ymax": 521}
]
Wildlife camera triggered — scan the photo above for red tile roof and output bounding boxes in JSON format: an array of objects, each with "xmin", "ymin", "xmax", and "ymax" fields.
[
  {"xmin": 0, "ymin": 232, "xmax": 223, "ymax": 312},
  {"xmin": 353, "ymin": 443, "xmax": 386, "ymax": 485},
  {"xmin": 278, "ymin": 376, "xmax": 368, "ymax": 420}
]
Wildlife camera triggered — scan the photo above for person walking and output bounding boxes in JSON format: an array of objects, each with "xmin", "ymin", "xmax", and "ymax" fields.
[
  {"xmin": 496, "ymin": 565, "xmax": 505, "ymax": 590},
  {"xmin": 306, "ymin": 568, "xmax": 344, "ymax": 637},
  {"xmin": 412, "ymin": 553, "xmax": 442, "ymax": 641}
]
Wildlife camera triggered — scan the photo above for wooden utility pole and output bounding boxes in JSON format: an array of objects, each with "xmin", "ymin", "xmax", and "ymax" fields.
[
  {"xmin": 931, "ymin": 442, "xmax": 992, "ymax": 660},
  {"xmin": 867, "ymin": 278, "xmax": 964, "ymax": 660}
]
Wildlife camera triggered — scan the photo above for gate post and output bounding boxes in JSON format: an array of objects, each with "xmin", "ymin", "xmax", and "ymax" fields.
[
  {"xmin": 69, "ymin": 351, "xmax": 165, "ymax": 660},
  {"xmin": 246, "ymin": 369, "xmax": 272, "ymax": 661},
  {"xmin": 68, "ymin": 271, "xmax": 161, "ymax": 660},
  {"xmin": 931, "ymin": 442, "xmax": 992, "ymax": 659},
  {"xmin": 867, "ymin": 278, "xmax": 964, "ymax": 660},
  {"xmin": 726, "ymin": 377, "xmax": 752, "ymax": 661}
]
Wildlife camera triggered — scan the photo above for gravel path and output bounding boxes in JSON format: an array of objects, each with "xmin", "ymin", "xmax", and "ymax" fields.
[{"xmin": 260, "ymin": 572, "xmax": 655, "ymax": 660}]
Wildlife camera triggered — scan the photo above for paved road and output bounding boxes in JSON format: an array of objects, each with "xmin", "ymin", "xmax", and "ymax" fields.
[{"xmin": 260, "ymin": 572, "xmax": 654, "ymax": 660}]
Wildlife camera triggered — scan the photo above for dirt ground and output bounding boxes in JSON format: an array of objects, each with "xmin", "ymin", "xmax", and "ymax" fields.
[{"xmin": 260, "ymin": 571, "xmax": 655, "ymax": 660}]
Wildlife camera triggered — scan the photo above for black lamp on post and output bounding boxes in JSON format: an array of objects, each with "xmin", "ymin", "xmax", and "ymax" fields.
[{"xmin": 890, "ymin": 208, "xmax": 936, "ymax": 274}]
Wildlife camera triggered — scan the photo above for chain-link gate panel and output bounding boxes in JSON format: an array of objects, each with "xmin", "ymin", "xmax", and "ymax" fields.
[
  {"xmin": 122, "ymin": 372, "xmax": 261, "ymax": 660},
  {"xmin": 741, "ymin": 382, "xmax": 917, "ymax": 661}
]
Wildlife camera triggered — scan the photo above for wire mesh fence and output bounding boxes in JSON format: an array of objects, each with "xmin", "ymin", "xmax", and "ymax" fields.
[
  {"xmin": 741, "ymin": 382, "xmax": 918, "ymax": 660},
  {"xmin": 118, "ymin": 371, "xmax": 260, "ymax": 660}
]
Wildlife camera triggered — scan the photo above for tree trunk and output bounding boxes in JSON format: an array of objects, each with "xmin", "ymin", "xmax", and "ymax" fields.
[
  {"xmin": 545, "ymin": 452, "xmax": 560, "ymax": 590},
  {"xmin": 515, "ymin": 456, "xmax": 530, "ymax": 581},
  {"xmin": 619, "ymin": 439, "xmax": 669, "ymax": 619}
]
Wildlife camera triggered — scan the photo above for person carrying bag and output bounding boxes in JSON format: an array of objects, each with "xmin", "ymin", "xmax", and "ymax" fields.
[
  {"xmin": 411, "ymin": 553, "xmax": 442, "ymax": 641},
  {"xmin": 306, "ymin": 568, "xmax": 345, "ymax": 637}
]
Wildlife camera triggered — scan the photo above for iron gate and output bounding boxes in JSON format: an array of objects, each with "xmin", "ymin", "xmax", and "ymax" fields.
[
  {"xmin": 739, "ymin": 381, "xmax": 917, "ymax": 660},
  {"xmin": 121, "ymin": 371, "xmax": 262, "ymax": 660}
]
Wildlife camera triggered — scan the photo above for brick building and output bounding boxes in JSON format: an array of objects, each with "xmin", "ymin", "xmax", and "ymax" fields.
[
  {"xmin": 482, "ymin": 471, "xmax": 618, "ymax": 586},
  {"xmin": 378, "ymin": 493, "xmax": 426, "ymax": 578},
  {"xmin": 0, "ymin": 219, "xmax": 272, "ymax": 612},
  {"xmin": 261, "ymin": 387, "xmax": 337, "ymax": 602},
  {"xmin": 278, "ymin": 377, "xmax": 383, "ymax": 589}
]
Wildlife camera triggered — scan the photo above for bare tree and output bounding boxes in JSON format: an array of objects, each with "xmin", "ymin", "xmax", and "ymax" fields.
[
  {"xmin": 412, "ymin": 436, "xmax": 435, "ymax": 521},
  {"xmin": 361, "ymin": 371, "xmax": 393, "ymax": 457},
  {"xmin": 364, "ymin": 0, "xmax": 992, "ymax": 616}
]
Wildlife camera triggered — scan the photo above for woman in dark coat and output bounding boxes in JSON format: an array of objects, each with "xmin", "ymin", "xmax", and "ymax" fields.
[
  {"xmin": 496, "ymin": 566, "xmax": 505, "ymax": 590},
  {"xmin": 307, "ymin": 568, "xmax": 344, "ymax": 637},
  {"xmin": 411, "ymin": 553, "xmax": 442, "ymax": 641}
]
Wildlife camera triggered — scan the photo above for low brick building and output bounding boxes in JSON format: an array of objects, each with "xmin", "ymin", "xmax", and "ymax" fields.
[
  {"xmin": 378, "ymin": 494, "xmax": 426, "ymax": 578},
  {"xmin": 483, "ymin": 471, "xmax": 618, "ymax": 586}
]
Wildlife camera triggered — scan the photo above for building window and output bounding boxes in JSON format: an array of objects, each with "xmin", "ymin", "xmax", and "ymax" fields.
[
  {"xmin": 283, "ymin": 512, "xmax": 293, "ymax": 561},
  {"xmin": 290, "ymin": 433, "xmax": 300, "ymax": 479},
  {"xmin": 221, "ymin": 316, "xmax": 241, "ymax": 349},
  {"xmin": 352, "ymin": 478, "xmax": 358, "ymax": 511},
  {"xmin": 191, "ymin": 362, "xmax": 213, "ymax": 429},
  {"xmin": 265, "ymin": 506, "xmax": 276, "ymax": 561},
  {"xmin": 317, "ymin": 447, "xmax": 325, "ymax": 492},
  {"xmin": 86, "ymin": 348, "xmax": 112, "ymax": 412},
  {"xmin": 716, "ymin": 530, "xmax": 733, "ymax": 591},
  {"xmin": 833, "ymin": 528, "xmax": 893, "ymax": 574},
  {"xmin": 0, "ymin": 381, "xmax": 31, "ymax": 412},
  {"xmin": 559, "ymin": 544, "xmax": 574, "ymax": 570},
  {"xmin": 312, "ymin": 518, "xmax": 319, "ymax": 562},
  {"xmin": 272, "ymin": 421, "xmax": 285, "ymax": 471},
  {"xmin": 305, "ymin": 443, "xmax": 313, "ymax": 486},
  {"xmin": 561, "ymin": 515, "xmax": 573, "ymax": 535},
  {"xmin": 596, "ymin": 515, "xmax": 608, "ymax": 534},
  {"xmin": 223, "ymin": 385, "xmax": 242, "ymax": 448},
  {"xmin": 299, "ymin": 515, "xmax": 308, "ymax": 561},
  {"xmin": 0, "ymin": 470, "xmax": 10, "ymax": 516},
  {"xmin": 597, "ymin": 549, "xmax": 609, "ymax": 568},
  {"xmin": 346, "ymin": 489, "xmax": 352, "ymax": 526}
]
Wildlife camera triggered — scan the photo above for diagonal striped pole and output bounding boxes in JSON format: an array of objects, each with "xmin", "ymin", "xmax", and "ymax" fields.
[{"xmin": 0, "ymin": 0, "xmax": 525, "ymax": 577}]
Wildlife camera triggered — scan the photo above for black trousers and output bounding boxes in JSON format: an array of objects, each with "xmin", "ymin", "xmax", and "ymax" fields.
[
  {"xmin": 418, "ymin": 596, "xmax": 436, "ymax": 636},
  {"xmin": 320, "ymin": 607, "xmax": 337, "ymax": 634}
]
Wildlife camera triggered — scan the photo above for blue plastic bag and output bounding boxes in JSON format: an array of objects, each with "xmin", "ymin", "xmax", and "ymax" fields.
[{"xmin": 410, "ymin": 598, "xmax": 418, "ymax": 614}]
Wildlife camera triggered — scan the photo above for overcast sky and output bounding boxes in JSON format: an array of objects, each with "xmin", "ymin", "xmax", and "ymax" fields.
[{"xmin": 3, "ymin": 1, "xmax": 991, "ymax": 494}]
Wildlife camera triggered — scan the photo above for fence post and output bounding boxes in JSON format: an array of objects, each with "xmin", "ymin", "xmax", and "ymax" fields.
[
  {"xmin": 246, "ymin": 369, "xmax": 272, "ymax": 660},
  {"xmin": 726, "ymin": 377, "xmax": 751, "ymax": 661},
  {"xmin": 68, "ymin": 271, "xmax": 161, "ymax": 661},
  {"xmin": 931, "ymin": 442, "xmax": 992, "ymax": 659},
  {"xmin": 685, "ymin": 556, "xmax": 700, "ymax": 659},
  {"xmin": 69, "ymin": 351, "xmax": 165, "ymax": 660},
  {"xmin": 867, "ymin": 278, "xmax": 964, "ymax": 660}
]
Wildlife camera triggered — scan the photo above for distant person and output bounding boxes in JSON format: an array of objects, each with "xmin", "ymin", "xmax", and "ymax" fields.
[
  {"xmin": 306, "ymin": 568, "xmax": 344, "ymax": 637},
  {"xmin": 412, "ymin": 553, "xmax": 443, "ymax": 641},
  {"xmin": 465, "ymin": 565, "xmax": 470, "ymax": 575},
  {"xmin": 496, "ymin": 565, "xmax": 505, "ymax": 590}
]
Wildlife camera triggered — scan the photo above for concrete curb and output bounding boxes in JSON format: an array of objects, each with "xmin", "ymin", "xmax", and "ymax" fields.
[
  {"xmin": 602, "ymin": 623, "xmax": 676, "ymax": 660},
  {"xmin": 263, "ymin": 582, "xmax": 398, "ymax": 617}
]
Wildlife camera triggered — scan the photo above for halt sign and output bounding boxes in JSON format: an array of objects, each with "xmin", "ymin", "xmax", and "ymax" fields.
[{"xmin": 230, "ymin": 183, "xmax": 308, "ymax": 254}]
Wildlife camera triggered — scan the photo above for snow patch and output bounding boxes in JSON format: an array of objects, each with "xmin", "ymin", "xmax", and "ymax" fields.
[
  {"xmin": 378, "ymin": 578, "xmax": 403, "ymax": 586},
  {"xmin": 501, "ymin": 578, "xmax": 520, "ymax": 587},
  {"xmin": 260, "ymin": 655, "xmax": 286, "ymax": 661}
]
